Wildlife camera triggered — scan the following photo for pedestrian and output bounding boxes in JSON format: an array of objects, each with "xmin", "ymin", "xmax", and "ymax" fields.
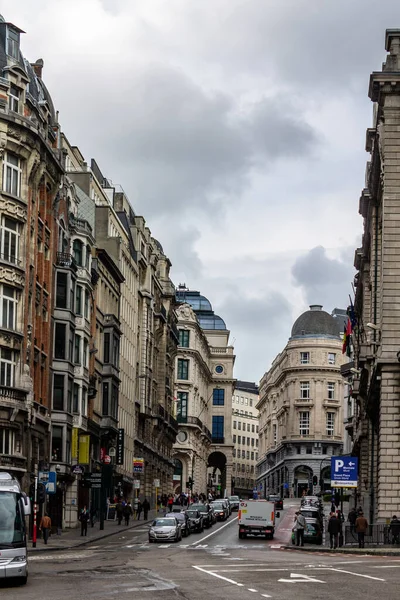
[
  {"xmin": 293, "ymin": 511, "xmax": 307, "ymax": 547},
  {"xmin": 355, "ymin": 511, "xmax": 368, "ymax": 548},
  {"xmin": 348, "ymin": 507, "xmax": 357, "ymax": 534},
  {"xmin": 357, "ymin": 505, "xmax": 363, "ymax": 516},
  {"xmin": 334, "ymin": 492, "xmax": 340, "ymax": 509},
  {"xmin": 167, "ymin": 495, "xmax": 174, "ymax": 512},
  {"xmin": 123, "ymin": 502, "xmax": 133, "ymax": 526},
  {"xmin": 39, "ymin": 512, "xmax": 52, "ymax": 544},
  {"xmin": 328, "ymin": 512, "xmax": 341, "ymax": 549},
  {"xmin": 136, "ymin": 499, "xmax": 143, "ymax": 520},
  {"xmin": 116, "ymin": 500, "xmax": 123, "ymax": 525},
  {"xmin": 142, "ymin": 498, "xmax": 150, "ymax": 520},
  {"xmin": 79, "ymin": 506, "xmax": 90, "ymax": 537},
  {"xmin": 389, "ymin": 515, "xmax": 400, "ymax": 545}
]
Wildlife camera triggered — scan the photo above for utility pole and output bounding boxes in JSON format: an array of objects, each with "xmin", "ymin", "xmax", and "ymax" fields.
[{"xmin": 32, "ymin": 475, "xmax": 38, "ymax": 548}]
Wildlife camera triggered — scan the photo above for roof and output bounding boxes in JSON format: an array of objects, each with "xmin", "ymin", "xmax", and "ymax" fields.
[
  {"xmin": 175, "ymin": 288, "xmax": 227, "ymax": 330},
  {"xmin": 235, "ymin": 380, "xmax": 259, "ymax": 394},
  {"xmin": 291, "ymin": 305, "xmax": 341, "ymax": 340}
]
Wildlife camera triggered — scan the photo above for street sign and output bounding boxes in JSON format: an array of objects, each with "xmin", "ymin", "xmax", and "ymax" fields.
[
  {"xmin": 108, "ymin": 447, "xmax": 116, "ymax": 457},
  {"xmin": 38, "ymin": 471, "xmax": 57, "ymax": 495},
  {"xmin": 134, "ymin": 479, "xmax": 140, "ymax": 489},
  {"xmin": 153, "ymin": 479, "xmax": 160, "ymax": 488},
  {"xmin": 116, "ymin": 428, "xmax": 124, "ymax": 465},
  {"xmin": 133, "ymin": 458, "xmax": 144, "ymax": 473},
  {"xmin": 83, "ymin": 473, "xmax": 102, "ymax": 489},
  {"xmin": 72, "ymin": 465, "xmax": 84, "ymax": 475},
  {"xmin": 331, "ymin": 456, "xmax": 358, "ymax": 488}
]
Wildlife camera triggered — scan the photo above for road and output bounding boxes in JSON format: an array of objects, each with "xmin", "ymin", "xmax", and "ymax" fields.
[{"xmin": 3, "ymin": 501, "xmax": 399, "ymax": 599}]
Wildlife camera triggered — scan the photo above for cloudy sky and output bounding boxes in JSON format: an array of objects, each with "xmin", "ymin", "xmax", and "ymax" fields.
[{"xmin": 5, "ymin": 0, "xmax": 397, "ymax": 381}]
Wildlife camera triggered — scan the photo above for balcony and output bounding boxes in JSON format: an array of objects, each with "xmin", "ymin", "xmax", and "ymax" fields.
[
  {"xmin": 0, "ymin": 455, "xmax": 27, "ymax": 472},
  {"xmin": 210, "ymin": 346, "xmax": 234, "ymax": 355},
  {"xmin": 294, "ymin": 397, "xmax": 314, "ymax": 407},
  {"xmin": 155, "ymin": 305, "xmax": 167, "ymax": 323},
  {"xmin": 168, "ymin": 414, "xmax": 178, "ymax": 433},
  {"xmin": 56, "ymin": 252, "xmax": 77, "ymax": 271},
  {"xmin": 0, "ymin": 386, "xmax": 27, "ymax": 411},
  {"xmin": 0, "ymin": 253, "xmax": 23, "ymax": 268},
  {"xmin": 202, "ymin": 424, "xmax": 212, "ymax": 442},
  {"xmin": 212, "ymin": 437, "xmax": 225, "ymax": 444},
  {"xmin": 70, "ymin": 217, "xmax": 93, "ymax": 236},
  {"xmin": 345, "ymin": 415, "xmax": 355, "ymax": 434}
]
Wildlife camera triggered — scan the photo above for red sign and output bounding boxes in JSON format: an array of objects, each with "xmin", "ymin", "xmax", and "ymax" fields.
[
  {"xmin": 100, "ymin": 447, "xmax": 106, "ymax": 461},
  {"xmin": 104, "ymin": 455, "xmax": 111, "ymax": 464}
]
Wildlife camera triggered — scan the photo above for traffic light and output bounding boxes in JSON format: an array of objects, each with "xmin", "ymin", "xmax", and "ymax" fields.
[
  {"xmin": 37, "ymin": 483, "xmax": 46, "ymax": 504},
  {"xmin": 312, "ymin": 475, "xmax": 318, "ymax": 486},
  {"xmin": 188, "ymin": 477, "xmax": 194, "ymax": 490},
  {"xmin": 29, "ymin": 482, "xmax": 35, "ymax": 501}
]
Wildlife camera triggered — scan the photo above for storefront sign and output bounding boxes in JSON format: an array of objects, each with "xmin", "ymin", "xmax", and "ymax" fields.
[
  {"xmin": 133, "ymin": 457, "xmax": 144, "ymax": 473},
  {"xmin": 117, "ymin": 429, "xmax": 124, "ymax": 465},
  {"xmin": 133, "ymin": 479, "xmax": 140, "ymax": 489},
  {"xmin": 79, "ymin": 435, "xmax": 90, "ymax": 465},
  {"xmin": 72, "ymin": 428, "xmax": 79, "ymax": 461}
]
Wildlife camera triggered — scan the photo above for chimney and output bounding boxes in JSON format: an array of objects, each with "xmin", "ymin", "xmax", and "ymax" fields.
[
  {"xmin": 31, "ymin": 58, "xmax": 44, "ymax": 78},
  {"xmin": 309, "ymin": 305, "xmax": 323, "ymax": 311}
]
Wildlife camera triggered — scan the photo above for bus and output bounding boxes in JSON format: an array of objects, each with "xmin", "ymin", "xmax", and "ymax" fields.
[{"xmin": 0, "ymin": 472, "xmax": 31, "ymax": 585}]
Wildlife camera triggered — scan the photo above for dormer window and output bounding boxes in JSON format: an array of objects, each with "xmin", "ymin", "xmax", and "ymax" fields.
[
  {"xmin": 6, "ymin": 28, "xmax": 19, "ymax": 60},
  {"xmin": 9, "ymin": 85, "xmax": 20, "ymax": 113}
]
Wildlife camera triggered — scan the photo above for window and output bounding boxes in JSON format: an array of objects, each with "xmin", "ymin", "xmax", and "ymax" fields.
[
  {"xmin": 84, "ymin": 290, "xmax": 89, "ymax": 319},
  {"xmin": 255, "ymin": 439, "xmax": 258, "ymax": 447},
  {"xmin": 328, "ymin": 353, "xmax": 336, "ymax": 365},
  {"xmin": 72, "ymin": 239, "xmax": 83, "ymax": 266},
  {"xmin": 256, "ymin": 425, "xmax": 259, "ymax": 433},
  {"xmin": 75, "ymin": 285, "xmax": 83, "ymax": 315},
  {"xmin": 0, "ymin": 216, "xmax": 20, "ymax": 264},
  {"xmin": 112, "ymin": 335, "xmax": 119, "ymax": 367},
  {"xmin": 104, "ymin": 333, "xmax": 110, "ymax": 363},
  {"xmin": 251, "ymin": 424, "xmax": 255, "ymax": 433},
  {"xmin": 251, "ymin": 451, "xmax": 254, "ymax": 460},
  {"xmin": 177, "ymin": 358, "xmax": 189, "ymax": 380},
  {"xmin": 249, "ymin": 399, "xmax": 253, "ymax": 407},
  {"xmin": 56, "ymin": 272, "xmax": 68, "ymax": 309},
  {"xmin": 245, "ymin": 397, "xmax": 248, "ymax": 405},
  {"xmin": 327, "ymin": 382, "xmax": 335, "ymax": 400},
  {"xmin": 273, "ymin": 424, "xmax": 277, "ymax": 445},
  {"xmin": 0, "ymin": 429, "xmax": 17, "ymax": 455},
  {"xmin": 178, "ymin": 329, "xmax": 190, "ymax": 347},
  {"xmin": 85, "ymin": 245, "xmax": 90, "ymax": 269},
  {"xmin": 233, "ymin": 449, "xmax": 236, "ymax": 457},
  {"xmin": 300, "ymin": 351, "xmax": 310, "ymax": 364},
  {"xmin": 255, "ymin": 453, "xmax": 258, "ymax": 460},
  {"xmin": 247, "ymin": 451, "xmax": 250, "ymax": 459},
  {"xmin": 177, "ymin": 391, "xmax": 188, "ymax": 422},
  {"xmin": 233, "ymin": 420, "xmax": 236, "ymax": 429},
  {"xmin": 0, "ymin": 349, "xmax": 15, "ymax": 386},
  {"xmin": 102, "ymin": 382, "xmax": 109, "ymax": 415},
  {"xmin": 74, "ymin": 334, "xmax": 81, "ymax": 364},
  {"xmin": 246, "ymin": 423, "xmax": 250, "ymax": 432},
  {"xmin": 251, "ymin": 438, "xmax": 254, "ymax": 447},
  {"xmin": 6, "ymin": 27, "xmax": 20, "ymax": 59},
  {"xmin": 241, "ymin": 450, "xmax": 245, "ymax": 459},
  {"xmin": 82, "ymin": 387, "xmax": 87, "ymax": 417},
  {"xmin": 54, "ymin": 323, "xmax": 66, "ymax": 359},
  {"xmin": 69, "ymin": 326, "xmax": 74, "ymax": 362},
  {"xmin": 233, "ymin": 435, "xmax": 236, "ymax": 443},
  {"xmin": 238, "ymin": 421, "xmax": 241, "ymax": 430},
  {"xmin": 0, "ymin": 284, "xmax": 17, "ymax": 329},
  {"xmin": 73, "ymin": 383, "xmax": 79, "ymax": 413},
  {"xmin": 241, "ymin": 464, "xmax": 245, "ymax": 472},
  {"xmin": 240, "ymin": 396, "xmax": 244, "ymax": 404},
  {"xmin": 306, "ymin": 447, "xmax": 312, "ymax": 454},
  {"xmin": 212, "ymin": 416, "xmax": 224, "ymax": 442},
  {"xmin": 247, "ymin": 437, "xmax": 250, "ymax": 446},
  {"xmin": 83, "ymin": 339, "xmax": 88, "ymax": 368},
  {"xmin": 213, "ymin": 388, "xmax": 225, "ymax": 405},
  {"xmin": 300, "ymin": 381, "xmax": 310, "ymax": 399},
  {"xmin": 326, "ymin": 412, "xmax": 335, "ymax": 436},
  {"xmin": 9, "ymin": 84, "xmax": 20, "ymax": 113},
  {"xmin": 3, "ymin": 153, "xmax": 21, "ymax": 197},
  {"xmin": 53, "ymin": 374, "xmax": 64, "ymax": 411},
  {"xmin": 299, "ymin": 411, "xmax": 310, "ymax": 435},
  {"xmin": 51, "ymin": 426, "xmax": 63, "ymax": 462}
]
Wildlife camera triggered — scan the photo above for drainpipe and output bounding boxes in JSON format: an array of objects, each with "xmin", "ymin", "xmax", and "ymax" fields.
[{"xmin": 370, "ymin": 201, "xmax": 379, "ymax": 525}]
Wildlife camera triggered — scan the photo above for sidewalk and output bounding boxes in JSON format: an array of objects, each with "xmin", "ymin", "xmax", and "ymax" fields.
[
  {"xmin": 28, "ymin": 509, "xmax": 159, "ymax": 553},
  {"xmin": 283, "ymin": 544, "xmax": 400, "ymax": 556}
]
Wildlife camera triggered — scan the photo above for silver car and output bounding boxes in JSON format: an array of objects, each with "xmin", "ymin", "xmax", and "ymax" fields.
[
  {"xmin": 148, "ymin": 517, "xmax": 182, "ymax": 543},
  {"xmin": 164, "ymin": 512, "xmax": 191, "ymax": 537}
]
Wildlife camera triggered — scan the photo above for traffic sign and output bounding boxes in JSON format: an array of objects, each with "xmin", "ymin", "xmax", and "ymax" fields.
[
  {"xmin": 134, "ymin": 479, "xmax": 140, "ymax": 489},
  {"xmin": 331, "ymin": 456, "xmax": 358, "ymax": 488},
  {"xmin": 104, "ymin": 455, "xmax": 111, "ymax": 464},
  {"xmin": 153, "ymin": 479, "xmax": 160, "ymax": 488},
  {"xmin": 38, "ymin": 471, "xmax": 57, "ymax": 495}
]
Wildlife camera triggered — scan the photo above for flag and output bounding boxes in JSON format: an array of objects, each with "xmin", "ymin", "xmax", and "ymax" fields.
[
  {"xmin": 342, "ymin": 318, "xmax": 352, "ymax": 355},
  {"xmin": 348, "ymin": 298, "xmax": 357, "ymax": 330}
]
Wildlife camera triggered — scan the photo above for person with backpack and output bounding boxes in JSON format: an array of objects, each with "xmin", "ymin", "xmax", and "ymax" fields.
[{"xmin": 293, "ymin": 511, "xmax": 307, "ymax": 547}]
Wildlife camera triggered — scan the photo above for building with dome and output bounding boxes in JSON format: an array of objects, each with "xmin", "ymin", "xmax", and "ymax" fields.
[
  {"xmin": 172, "ymin": 287, "xmax": 235, "ymax": 497},
  {"xmin": 256, "ymin": 305, "xmax": 346, "ymax": 498}
]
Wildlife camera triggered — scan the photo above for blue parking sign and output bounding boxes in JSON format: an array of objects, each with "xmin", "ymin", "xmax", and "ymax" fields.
[{"xmin": 331, "ymin": 456, "xmax": 358, "ymax": 488}]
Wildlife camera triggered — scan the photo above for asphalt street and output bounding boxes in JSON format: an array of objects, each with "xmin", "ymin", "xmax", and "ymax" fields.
[{"xmin": 3, "ymin": 502, "xmax": 399, "ymax": 599}]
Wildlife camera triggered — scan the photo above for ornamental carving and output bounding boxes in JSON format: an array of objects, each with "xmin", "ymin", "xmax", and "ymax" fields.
[
  {"xmin": 0, "ymin": 197, "xmax": 27, "ymax": 221},
  {"xmin": 0, "ymin": 132, "xmax": 6, "ymax": 158},
  {"xmin": 176, "ymin": 303, "xmax": 196, "ymax": 322},
  {"xmin": 0, "ymin": 331, "xmax": 22, "ymax": 349},
  {"xmin": 0, "ymin": 267, "xmax": 25, "ymax": 288},
  {"xmin": 7, "ymin": 126, "xmax": 22, "ymax": 141}
]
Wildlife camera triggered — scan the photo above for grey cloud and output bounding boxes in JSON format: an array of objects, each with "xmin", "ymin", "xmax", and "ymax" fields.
[{"xmin": 291, "ymin": 246, "xmax": 355, "ymax": 309}]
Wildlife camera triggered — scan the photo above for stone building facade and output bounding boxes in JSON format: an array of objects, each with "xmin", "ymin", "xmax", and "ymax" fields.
[
  {"xmin": 173, "ymin": 288, "xmax": 235, "ymax": 497},
  {"xmin": 257, "ymin": 306, "xmax": 346, "ymax": 499},
  {"xmin": 231, "ymin": 381, "xmax": 259, "ymax": 499},
  {"xmin": 349, "ymin": 29, "xmax": 400, "ymax": 522}
]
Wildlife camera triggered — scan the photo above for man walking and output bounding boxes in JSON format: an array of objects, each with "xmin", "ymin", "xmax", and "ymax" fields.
[
  {"xmin": 79, "ymin": 506, "xmax": 90, "ymax": 537},
  {"xmin": 293, "ymin": 511, "xmax": 307, "ymax": 547},
  {"xmin": 389, "ymin": 515, "xmax": 400, "ymax": 545},
  {"xmin": 123, "ymin": 502, "xmax": 133, "ymax": 526},
  {"xmin": 328, "ymin": 512, "xmax": 341, "ymax": 549},
  {"xmin": 39, "ymin": 512, "xmax": 52, "ymax": 545},
  {"xmin": 116, "ymin": 500, "xmax": 123, "ymax": 525},
  {"xmin": 348, "ymin": 507, "xmax": 357, "ymax": 534},
  {"xmin": 142, "ymin": 498, "xmax": 150, "ymax": 520},
  {"xmin": 355, "ymin": 511, "xmax": 368, "ymax": 548}
]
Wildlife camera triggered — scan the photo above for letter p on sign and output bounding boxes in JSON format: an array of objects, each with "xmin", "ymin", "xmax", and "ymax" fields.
[{"xmin": 335, "ymin": 460, "xmax": 344, "ymax": 472}]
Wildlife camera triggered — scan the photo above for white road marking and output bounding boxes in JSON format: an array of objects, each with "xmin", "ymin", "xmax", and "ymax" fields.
[
  {"xmin": 191, "ymin": 517, "xmax": 238, "ymax": 545},
  {"xmin": 278, "ymin": 573, "xmax": 325, "ymax": 583},
  {"xmin": 371, "ymin": 565, "xmax": 400, "ymax": 569},
  {"xmin": 193, "ymin": 565, "xmax": 243, "ymax": 586},
  {"xmin": 327, "ymin": 568, "xmax": 385, "ymax": 581},
  {"xmin": 248, "ymin": 588, "xmax": 258, "ymax": 592},
  {"xmin": 29, "ymin": 552, "xmax": 92, "ymax": 561},
  {"xmin": 261, "ymin": 595, "xmax": 271, "ymax": 598}
]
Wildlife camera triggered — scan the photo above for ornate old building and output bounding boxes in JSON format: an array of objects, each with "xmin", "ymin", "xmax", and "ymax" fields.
[
  {"xmin": 173, "ymin": 288, "xmax": 235, "ymax": 497},
  {"xmin": 257, "ymin": 306, "xmax": 346, "ymax": 498},
  {"xmin": 349, "ymin": 29, "xmax": 400, "ymax": 522},
  {"xmin": 0, "ymin": 17, "xmax": 63, "ymax": 489},
  {"xmin": 231, "ymin": 381, "xmax": 259, "ymax": 499}
]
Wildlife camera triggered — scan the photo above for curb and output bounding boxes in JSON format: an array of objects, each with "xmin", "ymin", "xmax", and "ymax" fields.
[
  {"xmin": 282, "ymin": 545, "xmax": 400, "ymax": 557},
  {"xmin": 28, "ymin": 517, "xmax": 153, "ymax": 554}
]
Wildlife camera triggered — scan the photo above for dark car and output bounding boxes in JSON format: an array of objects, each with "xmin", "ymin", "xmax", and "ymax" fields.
[
  {"xmin": 267, "ymin": 494, "xmax": 283, "ymax": 511},
  {"xmin": 211, "ymin": 501, "xmax": 228, "ymax": 521},
  {"xmin": 191, "ymin": 503, "xmax": 213, "ymax": 528},
  {"xmin": 164, "ymin": 512, "xmax": 191, "ymax": 537},
  {"xmin": 292, "ymin": 518, "xmax": 323, "ymax": 545},
  {"xmin": 228, "ymin": 496, "xmax": 240, "ymax": 511},
  {"xmin": 186, "ymin": 509, "xmax": 204, "ymax": 532}
]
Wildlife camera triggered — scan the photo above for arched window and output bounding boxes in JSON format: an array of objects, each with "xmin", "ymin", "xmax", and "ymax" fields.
[{"xmin": 72, "ymin": 239, "xmax": 83, "ymax": 266}]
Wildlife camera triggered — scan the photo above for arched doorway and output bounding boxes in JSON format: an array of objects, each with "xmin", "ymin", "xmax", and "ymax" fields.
[
  {"xmin": 320, "ymin": 466, "xmax": 331, "ymax": 493},
  {"xmin": 294, "ymin": 465, "xmax": 313, "ymax": 497},
  {"xmin": 208, "ymin": 451, "xmax": 227, "ymax": 497},
  {"xmin": 173, "ymin": 458, "xmax": 183, "ymax": 494}
]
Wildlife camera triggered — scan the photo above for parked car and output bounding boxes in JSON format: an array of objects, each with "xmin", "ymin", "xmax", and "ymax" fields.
[
  {"xmin": 221, "ymin": 498, "xmax": 231, "ymax": 515},
  {"xmin": 267, "ymin": 494, "xmax": 283, "ymax": 511},
  {"xmin": 211, "ymin": 501, "xmax": 229, "ymax": 521},
  {"xmin": 171, "ymin": 505, "xmax": 187, "ymax": 513},
  {"xmin": 191, "ymin": 503, "xmax": 213, "ymax": 528},
  {"xmin": 164, "ymin": 512, "xmax": 191, "ymax": 537},
  {"xmin": 301, "ymin": 496, "xmax": 322, "ymax": 509},
  {"xmin": 186, "ymin": 509, "xmax": 204, "ymax": 532},
  {"xmin": 292, "ymin": 518, "xmax": 323, "ymax": 545},
  {"xmin": 148, "ymin": 517, "xmax": 182, "ymax": 543},
  {"xmin": 299, "ymin": 506, "xmax": 324, "ymax": 525},
  {"xmin": 228, "ymin": 495, "xmax": 240, "ymax": 511}
]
